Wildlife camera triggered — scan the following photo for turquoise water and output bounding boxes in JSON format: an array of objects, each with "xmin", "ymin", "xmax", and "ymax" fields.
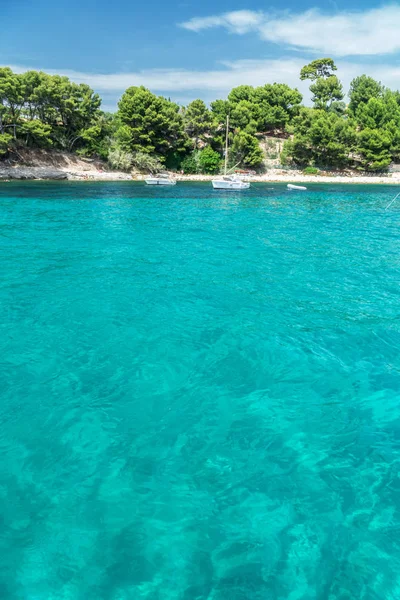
[{"xmin": 1, "ymin": 182, "xmax": 400, "ymax": 599}]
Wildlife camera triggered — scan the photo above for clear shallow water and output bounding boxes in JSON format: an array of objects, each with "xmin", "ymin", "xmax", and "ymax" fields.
[{"xmin": 1, "ymin": 182, "xmax": 400, "ymax": 599}]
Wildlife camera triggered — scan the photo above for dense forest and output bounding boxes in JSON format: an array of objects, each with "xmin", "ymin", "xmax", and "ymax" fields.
[{"xmin": 1, "ymin": 59, "xmax": 400, "ymax": 173}]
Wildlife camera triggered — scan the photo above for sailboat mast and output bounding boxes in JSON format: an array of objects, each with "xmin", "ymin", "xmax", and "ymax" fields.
[{"xmin": 224, "ymin": 114, "xmax": 229, "ymax": 176}]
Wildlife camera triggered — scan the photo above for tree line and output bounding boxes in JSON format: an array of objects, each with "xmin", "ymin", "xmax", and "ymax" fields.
[{"xmin": 1, "ymin": 59, "xmax": 400, "ymax": 173}]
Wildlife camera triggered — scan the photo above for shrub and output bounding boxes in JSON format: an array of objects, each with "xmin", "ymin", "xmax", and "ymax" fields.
[
  {"xmin": 181, "ymin": 154, "xmax": 198, "ymax": 174},
  {"xmin": 302, "ymin": 166, "xmax": 320, "ymax": 175},
  {"xmin": 197, "ymin": 146, "xmax": 221, "ymax": 174},
  {"xmin": 230, "ymin": 132, "xmax": 264, "ymax": 168},
  {"xmin": 108, "ymin": 148, "xmax": 133, "ymax": 171},
  {"xmin": 131, "ymin": 151, "xmax": 163, "ymax": 173},
  {"xmin": 164, "ymin": 151, "xmax": 185, "ymax": 171},
  {"xmin": 280, "ymin": 140, "xmax": 293, "ymax": 166},
  {"xmin": 0, "ymin": 133, "xmax": 13, "ymax": 158}
]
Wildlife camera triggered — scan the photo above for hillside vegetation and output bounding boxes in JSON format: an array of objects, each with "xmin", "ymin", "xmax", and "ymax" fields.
[{"xmin": 1, "ymin": 59, "xmax": 400, "ymax": 173}]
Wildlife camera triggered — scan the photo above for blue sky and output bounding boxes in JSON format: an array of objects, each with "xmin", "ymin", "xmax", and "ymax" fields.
[{"xmin": 2, "ymin": 0, "xmax": 400, "ymax": 110}]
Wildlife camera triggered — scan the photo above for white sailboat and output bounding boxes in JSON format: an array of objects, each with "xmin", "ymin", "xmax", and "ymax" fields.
[
  {"xmin": 145, "ymin": 173, "xmax": 176, "ymax": 186},
  {"xmin": 212, "ymin": 116, "xmax": 250, "ymax": 190}
]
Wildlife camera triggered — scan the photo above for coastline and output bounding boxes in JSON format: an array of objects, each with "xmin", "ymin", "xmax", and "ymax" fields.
[
  {"xmin": 1, "ymin": 150, "xmax": 399, "ymax": 184},
  {"xmin": 137, "ymin": 170, "xmax": 400, "ymax": 185},
  {"xmin": 173, "ymin": 172, "xmax": 400, "ymax": 185},
  {"xmin": 1, "ymin": 162, "xmax": 400, "ymax": 185}
]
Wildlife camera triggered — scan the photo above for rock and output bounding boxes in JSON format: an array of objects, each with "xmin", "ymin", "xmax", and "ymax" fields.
[{"xmin": 0, "ymin": 167, "xmax": 67, "ymax": 180}]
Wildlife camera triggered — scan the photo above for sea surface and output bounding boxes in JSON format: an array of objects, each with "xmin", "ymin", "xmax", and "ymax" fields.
[{"xmin": 1, "ymin": 181, "xmax": 400, "ymax": 600}]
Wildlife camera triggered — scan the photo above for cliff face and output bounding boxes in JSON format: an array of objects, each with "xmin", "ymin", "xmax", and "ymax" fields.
[{"xmin": 258, "ymin": 135, "xmax": 286, "ymax": 169}]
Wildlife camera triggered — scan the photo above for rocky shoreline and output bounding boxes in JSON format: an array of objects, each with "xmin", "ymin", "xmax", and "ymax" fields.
[
  {"xmin": 0, "ymin": 166, "xmax": 131, "ymax": 181},
  {"xmin": 1, "ymin": 162, "xmax": 400, "ymax": 185},
  {"xmin": 0, "ymin": 166, "xmax": 68, "ymax": 180},
  {"xmin": 0, "ymin": 149, "xmax": 132, "ymax": 181}
]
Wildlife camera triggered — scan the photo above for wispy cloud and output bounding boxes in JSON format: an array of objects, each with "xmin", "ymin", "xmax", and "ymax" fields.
[
  {"xmin": 6, "ymin": 59, "xmax": 400, "ymax": 108},
  {"xmin": 181, "ymin": 10, "xmax": 264, "ymax": 34},
  {"xmin": 8, "ymin": 60, "xmax": 308, "ymax": 94},
  {"xmin": 180, "ymin": 5, "xmax": 400, "ymax": 56}
]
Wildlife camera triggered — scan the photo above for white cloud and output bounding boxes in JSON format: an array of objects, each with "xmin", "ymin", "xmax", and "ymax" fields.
[
  {"xmin": 6, "ymin": 59, "xmax": 400, "ymax": 108},
  {"xmin": 180, "ymin": 5, "xmax": 400, "ymax": 56},
  {"xmin": 181, "ymin": 10, "xmax": 264, "ymax": 34},
  {"xmin": 8, "ymin": 60, "xmax": 308, "ymax": 94}
]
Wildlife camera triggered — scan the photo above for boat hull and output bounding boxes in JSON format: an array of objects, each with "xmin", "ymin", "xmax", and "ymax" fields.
[
  {"xmin": 212, "ymin": 180, "xmax": 250, "ymax": 190},
  {"xmin": 145, "ymin": 178, "xmax": 176, "ymax": 185}
]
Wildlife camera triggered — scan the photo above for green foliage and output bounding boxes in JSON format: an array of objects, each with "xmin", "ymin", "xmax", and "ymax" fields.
[
  {"xmin": 1, "ymin": 63, "xmax": 400, "ymax": 174},
  {"xmin": 197, "ymin": 146, "xmax": 221, "ymax": 174},
  {"xmin": 282, "ymin": 135, "xmax": 312, "ymax": 167},
  {"xmin": 355, "ymin": 95, "xmax": 400, "ymax": 130},
  {"xmin": 212, "ymin": 83, "xmax": 302, "ymax": 136},
  {"xmin": 230, "ymin": 100, "xmax": 259, "ymax": 134},
  {"xmin": 284, "ymin": 108, "xmax": 356, "ymax": 168},
  {"xmin": 183, "ymin": 99, "xmax": 212, "ymax": 147},
  {"xmin": 25, "ymin": 72, "xmax": 101, "ymax": 150},
  {"xmin": 0, "ymin": 67, "xmax": 104, "ymax": 156},
  {"xmin": 78, "ymin": 113, "xmax": 113, "ymax": 159},
  {"xmin": 19, "ymin": 120, "xmax": 52, "ymax": 147},
  {"xmin": 181, "ymin": 153, "xmax": 198, "ymax": 174},
  {"xmin": 329, "ymin": 101, "xmax": 347, "ymax": 116},
  {"xmin": 131, "ymin": 151, "xmax": 163, "ymax": 174},
  {"xmin": 210, "ymin": 99, "xmax": 230, "ymax": 124},
  {"xmin": 0, "ymin": 67, "xmax": 24, "ymax": 125},
  {"xmin": 116, "ymin": 86, "xmax": 188, "ymax": 157},
  {"xmin": 108, "ymin": 147, "xmax": 163, "ymax": 173},
  {"xmin": 300, "ymin": 58, "xmax": 337, "ymax": 81},
  {"xmin": 300, "ymin": 58, "xmax": 343, "ymax": 112},
  {"xmin": 303, "ymin": 166, "xmax": 320, "ymax": 175},
  {"xmin": 349, "ymin": 85, "xmax": 400, "ymax": 170},
  {"xmin": 114, "ymin": 124, "xmax": 131, "ymax": 152},
  {"xmin": 309, "ymin": 76, "xmax": 344, "ymax": 111},
  {"xmin": 280, "ymin": 140, "xmax": 293, "ymax": 166},
  {"xmin": 253, "ymin": 83, "xmax": 303, "ymax": 130},
  {"xmin": 108, "ymin": 147, "xmax": 133, "ymax": 171},
  {"xmin": 356, "ymin": 128, "xmax": 392, "ymax": 171},
  {"xmin": 286, "ymin": 84, "xmax": 399, "ymax": 171},
  {"xmin": 228, "ymin": 85, "xmax": 254, "ymax": 104},
  {"xmin": 0, "ymin": 133, "xmax": 12, "ymax": 157},
  {"xmin": 286, "ymin": 58, "xmax": 399, "ymax": 169},
  {"xmin": 231, "ymin": 131, "xmax": 264, "ymax": 168},
  {"xmin": 348, "ymin": 75, "xmax": 384, "ymax": 115},
  {"xmin": 164, "ymin": 151, "xmax": 181, "ymax": 171}
]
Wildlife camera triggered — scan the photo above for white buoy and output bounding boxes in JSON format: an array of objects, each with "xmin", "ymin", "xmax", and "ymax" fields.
[{"xmin": 287, "ymin": 184, "xmax": 307, "ymax": 191}]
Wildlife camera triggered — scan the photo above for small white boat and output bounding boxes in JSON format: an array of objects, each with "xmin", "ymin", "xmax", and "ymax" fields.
[
  {"xmin": 145, "ymin": 173, "xmax": 176, "ymax": 186},
  {"xmin": 212, "ymin": 115, "xmax": 250, "ymax": 191},
  {"xmin": 212, "ymin": 175, "xmax": 250, "ymax": 190},
  {"xmin": 287, "ymin": 184, "xmax": 307, "ymax": 191}
]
